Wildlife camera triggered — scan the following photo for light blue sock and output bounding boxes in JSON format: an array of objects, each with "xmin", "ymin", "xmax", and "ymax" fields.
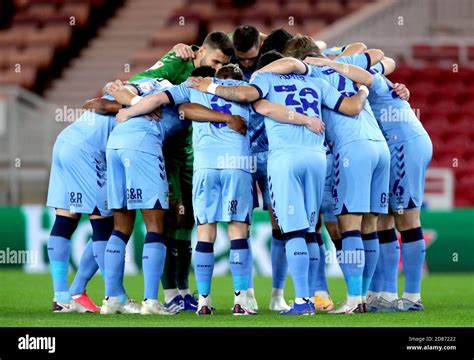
[
  {"xmin": 90, "ymin": 217, "xmax": 114, "ymax": 276},
  {"xmin": 230, "ymin": 239, "xmax": 250, "ymax": 291},
  {"xmin": 362, "ymin": 232, "xmax": 379, "ymax": 297},
  {"xmin": 401, "ymin": 227, "xmax": 425, "ymax": 294},
  {"xmin": 69, "ymin": 239, "xmax": 98, "ymax": 296},
  {"xmin": 315, "ymin": 234, "xmax": 329, "ymax": 292},
  {"xmin": 143, "ymin": 232, "xmax": 167, "ymax": 300},
  {"xmin": 104, "ymin": 230, "xmax": 129, "ymax": 297},
  {"xmin": 247, "ymin": 238, "xmax": 254, "ymax": 289},
  {"xmin": 194, "ymin": 241, "xmax": 214, "ymax": 295},
  {"xmin": 285, "ymin": 231, "xmax": 309, "ymax": 299},
  {"xmin": 306, "ymin": 233, "xmax": 319, "ymax": 296},
  {"xmin": 379, "ymin": 228, "xmax": 400, "ymax": 294},
  {"xmin": 369, "ymin": 254, "xmax": 384, "ymax": 293},
  {"xmin": 48, "ymin": 215, "xmax": 78, "ymax": 302},
  {"xmin": 340, "ymin": 230, "xmax": 365, "ymax": 297},
  {"xmin": 271, "ymin": 229, "xmax": 288, "ymax": 289}
]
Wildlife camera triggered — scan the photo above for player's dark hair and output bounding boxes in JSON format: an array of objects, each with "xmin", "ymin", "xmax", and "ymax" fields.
[
  {"xmin": 232, "ymin": 25, "xmax": 260, "ymax": 53},
  {"xmin": 191, "ymin": 66, "xmax": 216, "ymax": 78},
  {"xmin": 283, "ymin": 34, "xmax": 322, "ymax": 60},
  {"xmin": 203, "ymin": 31, "xmax": 235, "ymax": 57},
  {"xmin": 259, "ymin": 28, "xmax": 293, "ymax": 55},
  {"xmin": 216, "ymin": 64, "xmax": 244, "ymax": 81},
  {"xmin": 256, "ymin": 50, "xmax": 284, "ymax": 70}
]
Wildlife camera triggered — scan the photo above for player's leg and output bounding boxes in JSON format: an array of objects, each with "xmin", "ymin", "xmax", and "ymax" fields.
[
  {"xmin": 46, "ymin": 139, "xmax": 82, "ymax": 312},
  {"xmin": 268, "ymin": 203, "xmax": 290, "ymax": 311},
  {"xmin": 100, "ymin": 148, "xmax": 140, "ymax": 314},
  {"xmin": 194, "ymin": 223, "xmax": 217, "ymax": 315},
  {"xmin": 394, "ymin": 209, "xmax": 424, "ymax": 310},
  {"xmin": 221, "ymin": 168, "xmax": 255, "ymax": 315},
  {"xmin": 69, "ymin": 214, "xmax": 114, "ymax": 312},
  {"xmin": 141, "ymin": 208, "xmax": 169, "ymax": 315},
  {"xmin": 228, "ymin": 221, "xmax": 255, "ymax": 315},
  {"xmin": 330, "ymin": 143, "xmax": 370, "ymax": 314},
  {"xmin": 269, "ymin": 150, "xmax": 314, "ymax": 315},
  {"xmin": 361, "ymin": 213, "xmax": 380, "ymax": 310},
  {"xmin": 175, "ymin": 171, "xmax": 197, "ymax": 311},
  {"xmin": 392, "ymin": 135, "xmax": 432, "ymax": 311},
  {"xmin": 66, "ymin": 149, "xmax": 114, "ymax": 312},
  {"xmin": 313, "ymin": 216, "xmax": 334, "ymax": 311},
  {"xmin": 192, "ymin": 168, "xmax": 220, "ymax": 315},
  {"xmin": 369, "ymin": 213, "xmax": 400, "ymax": 312}
]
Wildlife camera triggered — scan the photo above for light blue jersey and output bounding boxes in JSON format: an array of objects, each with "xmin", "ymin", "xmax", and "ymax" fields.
[
  {"xmin": 57, "ymin": 94, "xmax": 116, "ymax": 155},
  {"xmin": 249, "ymin": 71, "xmax": 342, "ymax": 233},
  {"xmin": 368, "ymin": 68, "xmax": 428, "ymax": 144},
  {"xmin": 250, "ymin": 71, "xmax": 343, "ymax": 152},
  {"xmin": 107, "ymin": 79, "xmax": 177, "ymax": 156},
  {"xmin": 164, "ymin": 78, "xmax": 253, "ymax": 224},
  {"xmin": 367, "ymin": 65, "xmax": 432, "ymax": 210},
  {"xmin": 308, "ymin": 55, "xmax": 385, "ymax": 148},
  {"xmin": 164, "ymin": 78, "xmax": 252, "ymax": 172}
]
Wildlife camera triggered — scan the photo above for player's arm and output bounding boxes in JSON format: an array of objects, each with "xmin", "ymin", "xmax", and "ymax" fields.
[
  {"xmin": 104, "ymin": 79, "xmax": 141, "ymax": 105},
  {"xmin": 172, "ymin": 43, "xmax": 195, "ymax": 59},
  {"xmin": 338, "ymin": 88, "xmax": 369, "ymax": 116},
  {"xmin": 365, "ymin": 49, "xmax": 385, "ymax": 67},
  {"xmin": 178, "ymin": 103, "xmax": 247, "ymax": 135},
  {"xmin": 187, "ymin": 77, "xmax": 260, "ymax": 102},
  {"xmin": 82, "ymin": 98, "xmax": 123, "ymax": 114},
  {"xmin": 304, "ymin": 57, "xmax": 373, "ymax": 86},
  {"xmin": 253, "ymin": 99, "xmax": 325, "ymax": 134},
  {"xmin": 335, "ymin": 42, "xmax": 367, "ymax": 58},
  {"xmin": 379, "ymin": 56, "xmax": 396, "ymax": 75},
  {"xmin": 116, "ymin": 92, "xmax": 170, "ymax": 122},
  {"xmin": 257, "ymin": 57, "xmax": 308, "ymax": 75}
]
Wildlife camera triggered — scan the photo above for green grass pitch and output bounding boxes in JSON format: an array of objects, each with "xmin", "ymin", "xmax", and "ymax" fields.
[{"xmin": 0, "ymin": 271, "xmax": 473, "ymax": 327}]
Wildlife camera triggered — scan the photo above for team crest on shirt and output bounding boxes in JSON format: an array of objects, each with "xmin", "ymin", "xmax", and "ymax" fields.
[{"xmin": 149, "ymin": 61, "xmax": 164, "ymax": 70}]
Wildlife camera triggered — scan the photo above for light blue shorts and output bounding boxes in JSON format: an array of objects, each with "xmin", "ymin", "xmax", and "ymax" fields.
[
  {"xmin": 252, "ymin": 151, "xmax": 270, "ymax": 210},
  {"xmin": 332, "ymin": 140, "xmax": 390, "ymax": 215},
  {"xmin": 106, "ymin": 148, "xmax": 169, "ymax": 210},
  {"xmin": 46, "ymin": 139, "xmax": 111, "ymax": 216},
  {"xmin": 321, "ymin": 153, "xmax": 337, "ymax": 223},
  {"xmin": 388, "ymin": 134, "xmax": 432, "ymax": 210},
  {"xmin": 192, "ymin": 168, "xmax": 253, "ymax": 224},
  {"xmin": 267, "ymin": 148, "xmax": 326, "ymax": 233}
]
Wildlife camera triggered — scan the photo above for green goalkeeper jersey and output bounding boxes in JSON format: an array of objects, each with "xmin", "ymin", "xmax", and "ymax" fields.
[{"xmin": 128, "ymin": 45, "xmax": 199, "ymax": 84}]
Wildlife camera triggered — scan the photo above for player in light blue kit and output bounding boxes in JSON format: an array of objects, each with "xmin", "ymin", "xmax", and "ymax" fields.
[
  {"xmin": 115, "ymin": 65, "xmax": 254, "ymax": 315},
  {"xmin": 186, "ymin": 54, "xmax": 370, "ymax": 315},
  {"xmin": 98, "ymin": 76, "xmax": 244, "ymax": 315},
  {"xmin": 46, "ymin": 93, "xmax": 125, "ymax": 313},
  {"xmin": 365, "ymin": 61, "xmax": 432, "ymax": 312},
  {"xmin": 278, "ymin": 35, "xmax": 390, "ymax": 313}
]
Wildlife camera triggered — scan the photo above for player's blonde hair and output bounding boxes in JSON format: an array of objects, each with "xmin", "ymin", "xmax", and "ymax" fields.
[{"xmin": 283, "ymin": 34, "xmax": 322, "ymax": 60}]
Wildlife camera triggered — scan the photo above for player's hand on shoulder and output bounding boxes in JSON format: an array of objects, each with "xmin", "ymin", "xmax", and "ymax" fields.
[
  {"xmin": 187, "ymin": 76, "xmax": 213, "ymax": 92},
  {"xmin": 304, "ymin": 57, "xmax": 330, "ymax": 67},
  {"xmin": 173, "ymin": 43, "xmax": 195, "ymax": 59},
  {"xmin": 393, "ymin": 83, "xmax": 410, "ymax": 101},
  {"xmin": 226, "ymin": 115, "xmax": 247, "ymax": 135},
  {"xmin": 116, "ymin": 108, "xmax": 131, "ymax": 122},
  {"xmin": 305, "ymin": 116, "xmax": 325, "ymax": 134},
  {"xmin": 108, "ymin": 79, "xmax": 126, "ymax": 94}
]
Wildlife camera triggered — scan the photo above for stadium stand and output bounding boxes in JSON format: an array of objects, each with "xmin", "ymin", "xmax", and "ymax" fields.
[{"xmin": 0, "ymin": 0, "xmax": 123, "ymax": 93}]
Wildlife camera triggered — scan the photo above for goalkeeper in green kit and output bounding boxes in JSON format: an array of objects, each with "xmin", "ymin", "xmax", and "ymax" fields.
[{"xmin": 129, "ymin": 31, "xmax": 235, "ymax": 312}]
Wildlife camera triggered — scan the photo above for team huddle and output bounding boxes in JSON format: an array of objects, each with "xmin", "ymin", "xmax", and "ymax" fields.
[{"xmin": 46, "ymin": 25, "xmax": 432, "ymax": 316}]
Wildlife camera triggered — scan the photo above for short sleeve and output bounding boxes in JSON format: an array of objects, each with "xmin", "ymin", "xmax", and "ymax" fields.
[
  {"xmin": 164, "ymin": 83, "xmax": 191, "ymax": 106},
  {"xmin": 318, "ymin": 78, "xmax": 344, "ymax": 111},
  {"xmin": 337, "ymin": 54, "xmax": 371, "ymax": 70},
  {"xmin": 249, "ymin": 72, "xmax": 271, "ymax": 99}
]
